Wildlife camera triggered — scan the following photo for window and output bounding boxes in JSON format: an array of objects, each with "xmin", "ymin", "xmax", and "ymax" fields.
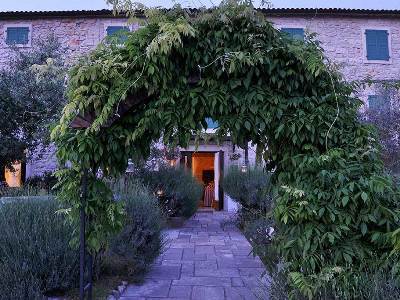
[
  {"xmin": 6, "ymin": 26, "xmax": 30, "ymax": 46},
  {"xmin": 365, "ymin": 29, "xmax": 390, "ymax": 61},
  {"xmin": 106, "ymin": 25, "xmax": 130, "ymax": 43},
  {"xmin": 368, "ymin": 95, "xmax": 389, "ymax": 111},
  {"xmin": 205, "ymin": 118, "xmax": 219, "ymax": 129},
  {"xmin": 281, "ymin": 27, "xmax": 304, "ymax": 40}
]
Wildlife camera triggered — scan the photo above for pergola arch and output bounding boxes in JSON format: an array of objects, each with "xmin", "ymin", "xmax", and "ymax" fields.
[{"xmin": 52, "ymin": 3, "xmax": 400, "ymax": 298}]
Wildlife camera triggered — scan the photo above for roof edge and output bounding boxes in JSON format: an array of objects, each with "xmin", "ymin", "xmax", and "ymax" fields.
[{"xmin": 0, "ymin": 8, "xmax": 400, "ymax": 20}]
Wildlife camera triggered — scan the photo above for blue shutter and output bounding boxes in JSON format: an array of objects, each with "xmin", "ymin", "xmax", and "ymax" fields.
[
  {"xmin": 281, "ymin": 28, "xmax": 304, "ymax": 40},
  {"xmin": 365, "ymin": 30, "xmax": 389, "ymax": 61},
  {"xmin": 205, "ymin": 118, "xmax": 219, "ymax": 129},
  {"xmin": 6, "ymin": 27, "xmax": 29, "ymax": 45},
  {"xmin": 106, "ymin": 26, "xmax": 130, "ymax": 43},
  {"xmin": 368, "ymin": 95, "xmax": 388, "ymax": 111}
]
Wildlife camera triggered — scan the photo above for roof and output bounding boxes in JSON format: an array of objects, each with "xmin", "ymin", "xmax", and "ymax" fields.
[{"xmin": 0, "ymin": 8, "xmax": 400, "ymax": 20}]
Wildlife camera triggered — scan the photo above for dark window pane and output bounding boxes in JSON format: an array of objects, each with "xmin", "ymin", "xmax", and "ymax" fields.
[
  {"xmin": 281, "ymin": 27, "xmax": 304, "ymax": 40},
  {"xmin": 6, "ymin": 27, "xmax": 29, "ymax": 45},
  {"xmin": 106, "ymin": 26, "xmax": 130, "ymax": 43},
  {"xmin": 368, "ymin": 95, "xmax": 389, "ymax": 111},
  {"xmin": 365, "ymin": 30, "xmax": 389, "ymax": 61}
]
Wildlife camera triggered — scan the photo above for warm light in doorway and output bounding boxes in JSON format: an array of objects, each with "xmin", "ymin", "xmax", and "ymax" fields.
[{"xmin": 4, "ymin": 162, "xmax": 22, "ymax": 187}]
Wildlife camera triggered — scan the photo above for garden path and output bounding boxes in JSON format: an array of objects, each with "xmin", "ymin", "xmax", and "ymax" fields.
[{"xmin": 119, "ymin": 211, "xmax": 268, "ymax": 300}]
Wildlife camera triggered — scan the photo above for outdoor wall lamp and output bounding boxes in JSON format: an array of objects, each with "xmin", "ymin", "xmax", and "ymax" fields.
[
  {"xmin": 156, "ymin": 188, "xmax": 164, "ymax": 197},
  {"xmin": 125, "ymin": 158, "xmax": 135, "ymax": 174}
]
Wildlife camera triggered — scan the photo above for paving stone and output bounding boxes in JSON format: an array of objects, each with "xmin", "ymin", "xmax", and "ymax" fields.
[
  {"xmin": 217, "ymin": 258, "xmax": 236, "ymax": 268},
  {"xmin": 235, "ymin": 258, "xmax": 265, "ymax": 268},
  {"xmin": 195, "ymin": 267, "xmax": 241, "ymax": 277},
  {"xmin": 168, "ymin": 285, "xmax": 192, "ymax": 298},
  {"xmin": 195, "ymin": 245, "xmax": 215, "ymax": 255},
  {"xmin": 239, "ymin": 267, "xmax": 265, "ymax": 277},
  {"xmin": 181, "ymin": 263, "xmax": 194, "ymax": 277},
  {"xmin": 195, "ymin": 260, "xmax": 218, "ymax": 269},
  {"xmin": 172, "ymin": 276, "xmax": 232, "ymax": 287},
  {"xmin": 145, "ymin": 265, "xmax": 181, "ymax": 280},
  {"xmin": 225, "ymin": 286, "xmax": 258, "ymax": 300},
  {"xmin": 192, "ymin": 286, "xmax": 225, "ymax": 300},
  {"xmin": 231, "ymin": 277, "xmax": 245, "ymax": 287},
  {"xmin": 232, "ymin": 249, "xmax": 252, "ymax": 256},
  {"xmin": 123, "ymin": 280, "xmax": 171, "ymax": 297}
]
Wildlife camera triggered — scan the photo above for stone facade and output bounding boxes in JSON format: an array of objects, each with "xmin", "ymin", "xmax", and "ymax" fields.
[
  {"xmin": 269, "ymin": 15, "xmax": 400, "ymax": 82},
  {"xmin": 0, "ymin": 15, "xmax": 134, "ymax": 66},
  {"xmin": 1, "ymin": 9, "xmax": 399, "ymax": 187}
]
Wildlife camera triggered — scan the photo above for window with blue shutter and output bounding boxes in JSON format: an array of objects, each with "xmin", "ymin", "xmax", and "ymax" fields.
[
  {"xmin": 106, "ymin": 26, "xmax": 130, "ymax": 43},
  {"xmin": 6, "ymin": 27, "xmax": 30, "ymax": 45},
  {"xmin": 281, "ymin": 28, "xmax": 304, "ymax": 40},
  {"xmin": 205, "ymin": 118, "xmax": 219, "ymax": 129},
  {"xmin": 365, "ymin": 29, "xmax": 389, "ymax": 61},
  {"xmin": 368, "ymin": 95, "xmax": 389, "ymax": 111}
]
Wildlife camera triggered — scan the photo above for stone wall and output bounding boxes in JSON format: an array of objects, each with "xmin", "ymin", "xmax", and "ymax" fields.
[
  {"xmin": 268, "ymin": 15, "xmax": 400, "ymax": 82},
  {"xmin": 0, "ymin": 16, "xmax": 134, "ymax": 66}
]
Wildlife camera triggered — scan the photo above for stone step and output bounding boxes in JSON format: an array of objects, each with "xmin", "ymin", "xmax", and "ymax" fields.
[{"xmin": 196, "ymin": 208, "xmax": 214, "ymax": 213}]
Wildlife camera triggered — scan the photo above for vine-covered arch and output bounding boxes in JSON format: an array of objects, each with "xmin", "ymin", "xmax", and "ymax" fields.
[{"xmin": 52, "ymin": 3, "xmax": 399, "ymax": 297}]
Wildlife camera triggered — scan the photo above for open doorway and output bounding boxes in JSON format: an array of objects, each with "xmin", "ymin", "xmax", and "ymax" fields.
[
  {"xmin": 180, "ymin": 150, "xmax": 224, "ymax": 210},
  {"xmin": 192, "ymin": 152, "xmax": 215, "ymax": 208}
]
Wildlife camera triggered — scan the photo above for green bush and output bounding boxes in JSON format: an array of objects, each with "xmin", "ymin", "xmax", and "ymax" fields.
[
  {"xmin": 223, "ymin": 166, "xmax": 272, "ymax": 209},
  {"xmin": 140, "ymin": 167, "xmax": 202, "ymax": 218},
  {"xmin": 262, "ymin": 263, "xmax": 400, "ymax": 300},
  {"xmin": 25, "ymin": 171, "xmax": 57, "ymax": 192},
  {"xmin": 106, "ymin": 178, "xmax": 165, "ymax": 277},
  {"xmin": 0, "ymin": 197, "xmax": 79, "ymax": 300},
  {"xmin": 0, "ymin": 184, "xmax": 51, "ymax": 197},
  {"xmin": 223, "ymin": 166, "xmax": 273, "ymax": 238}
]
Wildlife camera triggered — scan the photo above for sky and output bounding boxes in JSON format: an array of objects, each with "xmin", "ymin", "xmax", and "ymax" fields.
[{"xmin": 0, "ymin": 0, "xmax": 399, "ymax": 11}]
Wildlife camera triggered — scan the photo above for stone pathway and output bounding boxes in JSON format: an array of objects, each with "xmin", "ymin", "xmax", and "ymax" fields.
[{"xmin": 119, "ymin": 211, "xmax": 267, "ymax": 300}]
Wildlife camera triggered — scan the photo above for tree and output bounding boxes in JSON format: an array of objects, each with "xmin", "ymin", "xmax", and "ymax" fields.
[
  {"xmin": 0, "ymin": 35, "xmax": 66, "ymax": 180},
  {"xmin": 52, "ymin": 2, "xmax": 400, "ymax": 298},
  {"xmin": 362, "ymin": 83, "xmax": 400, "ymax": 174}
]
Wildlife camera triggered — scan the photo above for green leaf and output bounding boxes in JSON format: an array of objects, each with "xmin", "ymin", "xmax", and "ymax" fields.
[
  {"xmin": 361, "ymin": 192, "xmax": 368, "ymax": 202},
  {"xmin": 361, "ymin": 223, "xmax": 367, "ymax": 235},
  {"xmin": 342, "ymin": 196, "xmax": 349, "ymax": 207}
]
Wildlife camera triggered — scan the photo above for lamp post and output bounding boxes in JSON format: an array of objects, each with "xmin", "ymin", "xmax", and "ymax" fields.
[
  {"xmin": 79, "ymin": 168, "xmax": 92, "ymax": 300},
  {"xmin": 241, "ymin": 142, "xmax": 249, "ymax": 173},
  {"xmin": 126, "ymin": 158, "xmax": 135, "ymax": 174}
]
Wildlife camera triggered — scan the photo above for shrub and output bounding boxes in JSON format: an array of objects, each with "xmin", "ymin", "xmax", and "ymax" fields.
[
  {"xmin": 106, "ymin": 178, "xmax": 165, "ymax": 277},
  {"xmin": 0, "ymin": 197, "xmax": 79, "ymax": 300},
  {"xmin": 0, "ymin": 184, "xmax": 51, "ymax": 197},
  {"xmin": 223, "ymin": 166, "xmax": 273, "ymax": 237},
  {"xmin": 25, "ymin": 172, "xmax": 57, "ymax": 192},
  {"xmin": 223, "ymin": 166, "xmax": 272, "ymax": 209},
  {"xmin": 140, "ymin": 167, "xmax": 202, "ymax": 218}
]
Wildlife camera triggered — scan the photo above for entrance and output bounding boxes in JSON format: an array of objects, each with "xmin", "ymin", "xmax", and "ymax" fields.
[
  {"xmin": 192, "ymin": 153, "xmax": 214, "ymax": 208},
  {"xmin": 180, "ymin": 151, "xmax": 224, "ymax": 210}
]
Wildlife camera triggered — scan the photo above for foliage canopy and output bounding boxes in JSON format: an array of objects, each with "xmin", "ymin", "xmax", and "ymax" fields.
[
  {"xmin": 52, "ymin": 3, "xmax": 400, "ymax": 297},
  {"xmin": 0, "ymin": 35, "xmax": 66, "ymax": 174}
]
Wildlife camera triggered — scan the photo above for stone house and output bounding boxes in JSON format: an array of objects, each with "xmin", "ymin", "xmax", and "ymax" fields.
[{"xmin": 1, "ymin": 8, "xmax": 399, "ymax": 210}]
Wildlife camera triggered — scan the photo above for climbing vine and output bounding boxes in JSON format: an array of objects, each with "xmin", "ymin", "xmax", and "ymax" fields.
[{"xmin": 52, "ymin": 2, "xmax": 400, "ymax": 297}]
